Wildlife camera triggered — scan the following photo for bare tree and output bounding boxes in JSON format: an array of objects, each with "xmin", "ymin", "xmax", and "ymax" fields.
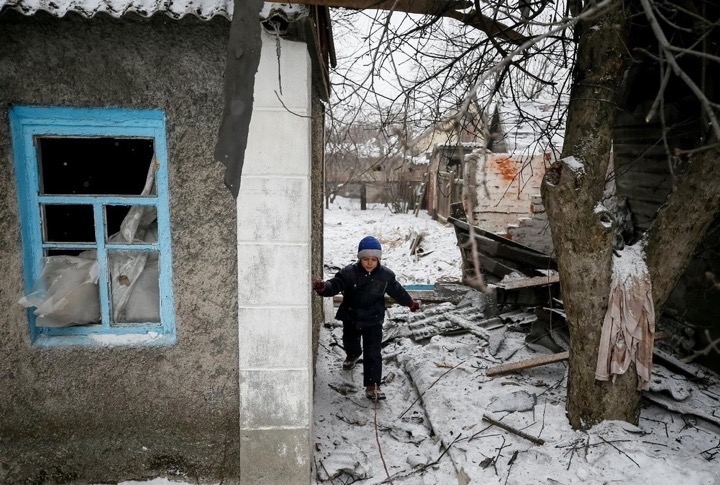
[
  {"xmin": 324, "ymin": 109, "xmax": 427, "ymax": 212},
  {"xmin": 308, "ymin": 0, "xmax": 720, "ymax": 429}
]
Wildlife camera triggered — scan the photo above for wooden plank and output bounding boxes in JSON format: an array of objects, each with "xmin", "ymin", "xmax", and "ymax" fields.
[
  {"xmin": 485, "ymin": 351, "xmax": 569, "ymax": 376},
  {"xmin": 449, "ymin": 217, "xmax": 548, "ymax": 254},
  {"xmin": 494, "ymin": 273, "xmax": 560, "ymax": 290},
  {"xmin": 477, "ymin": 253, "xmax": 517, "ymax": 278},
  {"xmin": 450, "ymin": 217, "xmax": 557, "ymax": 269},
  {"xmin": 476, "ymin": 235, "xmax": 557, "ymax": 270},
  {"xmin": 652, "ymin": 347, "xmax": 705, "ymax": 380},
  {"xmin": 643, "ymin": 392, "xmax": 720, "ymax": 428}
]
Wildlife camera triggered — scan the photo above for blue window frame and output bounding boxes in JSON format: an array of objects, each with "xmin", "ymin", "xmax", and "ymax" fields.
[{"xmin": 10, "ymin": 106, "xmax": 175, "ymax": 346}]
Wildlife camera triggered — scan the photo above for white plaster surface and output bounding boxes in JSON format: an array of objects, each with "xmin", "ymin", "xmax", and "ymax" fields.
[
  {"xmin": 237, "ymin": 244, "xmax": 310, "ymax": 306},
  {"xmin": 243, "ymin": 111, "xmax": 312, "ymax": 177},
  {"xmin": 252, "ymin": 32, "xmax": 310, "ymax": 110},
  {"xmin": 236, "ymin": 177, "xmax": 309, "ymax": 242},
  {"xmin": 239, "ymin": 369, "xmax": 311, "ymax": 428},
  {"xmin": 238, "ymin": 307, "xmax": 310, "ymax": 368}
]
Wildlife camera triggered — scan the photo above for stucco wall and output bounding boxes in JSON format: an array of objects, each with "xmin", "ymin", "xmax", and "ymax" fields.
[{"xmin": 0, "ymin": 10, "xmax": 240, "ymax": 484}]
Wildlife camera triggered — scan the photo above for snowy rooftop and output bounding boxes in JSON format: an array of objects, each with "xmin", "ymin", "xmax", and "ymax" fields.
[{"xmin": 0, "ymin": 0, "xmax": 307, "ymax": 21}]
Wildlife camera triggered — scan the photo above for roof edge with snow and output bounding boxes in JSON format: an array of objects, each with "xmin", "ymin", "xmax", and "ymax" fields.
[{"xmin": 0, "ymin": 0, "xmax": 309, "ymax": 22}]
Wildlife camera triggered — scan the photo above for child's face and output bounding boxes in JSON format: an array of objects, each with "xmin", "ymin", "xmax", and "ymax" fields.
[{"xmin": 360, "ymin": 256, "xmax": 379, "ymax": 272}]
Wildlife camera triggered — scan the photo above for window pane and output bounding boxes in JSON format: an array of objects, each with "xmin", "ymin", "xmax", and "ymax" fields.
[
  {"xmin": 109, "ymin": 250, "xmax": 160, "ymax": 324},
  {"xmin": 37, "ymin": 137, "xmax": 155, "ymax": 195},
  {"xmin": 106, "ymin": 205, "xmax": 158, "ymax": 244},
  {"xmin": 43, "ymin": 204, "xmax": 95, "ymax": 243}
]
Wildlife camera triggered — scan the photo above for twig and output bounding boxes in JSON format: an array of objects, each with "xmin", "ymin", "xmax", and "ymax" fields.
[
  {"xmin": 675, "ymin": 143, "xmax": 720, "ymax": 156},
  {"xmin": 318, "ymin": 457, "xmax": 338, "ymax": 485},
  {"xmin": 538, "ymin": 398, "xmax": 548, "ymax": 440},
  {"xmin": 482, "ymin": 414, "xmax": 545, "ymax": 445},
  {"xmin": 701, "ymin": 440, "xmax": 720, "ymax": 455},
  {"xmin": 597, "ymin": 435, "xmax": 640, "ymax": 467},
  {"xmin": 700, "ymin": 440, "xmax": 720, "ymax": 461},
  {"xmin": 469, "ymin": 428, "xmax": 504, "ymax": 442},
  {"xmin": 565, "ymin": 440, "xmax": 578, "ymax": 470},
  {"xmin": 639, "ymin": 0, "xmax": 720, "ymax": 141},
  {"xmin": 398, "ymin": 359, "xmax": 467, "ymax": 419},
  {"xmin": 491, "ymin": 436, "xmax": 508, "ymax": 475},
  {"xmin": 377, "ymin": 433, "xmax": 464, "ymax": 484},
  {"xmin": 640, "ymin": 416, "xmax": 669, "ymax": 438},
  {"xmin": 681, "ymin": 330, "xmax": 720, "ymax": 363},
  {"xmin": 535, "ymin": 374, "xmax": 566, "ymax": 398},
  {"xmin": 504, "ymin": 450, "xmax": 519, "ymax": 485},
  {"xmin": 641, "ymin": 441, "xmax": 668, "ymax": 448}
]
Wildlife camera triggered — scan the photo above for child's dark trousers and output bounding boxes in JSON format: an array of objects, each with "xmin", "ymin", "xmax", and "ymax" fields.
[{"xmin": 342, "ymin": 320, "xmax": 383, "ymax": 386}]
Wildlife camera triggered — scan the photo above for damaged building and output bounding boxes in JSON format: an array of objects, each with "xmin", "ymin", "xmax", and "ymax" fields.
[{"xmin": 0, "ymin": 1, "xmax": 331, "ymax": 483}]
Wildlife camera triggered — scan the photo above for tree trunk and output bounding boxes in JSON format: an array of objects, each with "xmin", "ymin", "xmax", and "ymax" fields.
[
  {"xmin": 544, "ymin": 1, "xmax": 720, "ymax": 430},
  {"xmin": 542, "ymin": 3, "xmax": 638, "ymax": 429}
]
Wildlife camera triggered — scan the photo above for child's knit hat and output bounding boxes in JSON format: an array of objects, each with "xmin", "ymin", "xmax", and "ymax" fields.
[{"xmin": 358, "ymin": 236, "xmax": 382, "ymax": 260}]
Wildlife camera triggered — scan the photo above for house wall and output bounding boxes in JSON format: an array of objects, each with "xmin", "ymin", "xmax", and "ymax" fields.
[
  {"xmin": 0, "ymin": 10, "xmax": 241, "ymax": 484},
  {"xmin": 469, "ymin": 153, "xmax": 547, "ymax": 233},
  {"xmin": 236, "ymin": 31, "xmax": 314, "ymax": 485},
  {"xmin": 505, "ymin": 195, "xmax": 554, "ymax": 255}
]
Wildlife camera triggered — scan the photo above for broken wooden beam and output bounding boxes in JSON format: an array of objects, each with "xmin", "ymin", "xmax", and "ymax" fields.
[
  {"xmin": 477, "ymin": 253, "xmax": 517, "ymax": 278},
  {"xmin": 449, "ymin": 216, "xmax": 558, "ymax": 278},
  {"xmin": 494, "ymin": 274, "xmax": 560, "ymax": 291},
  {"xmin": 485, "ymin": 351, "xmax": 569, "ymax": 377},
  {"xmin": 652, "ymin": 347, "xmax": 706, "ymax": 380},
  {"xmin": 482, "ymin": 414, "xmax": 545, "ymax": 445}
]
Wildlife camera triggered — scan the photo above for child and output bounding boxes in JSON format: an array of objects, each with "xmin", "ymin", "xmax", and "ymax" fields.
[{"xmin": 313, "ymin": 235, "xmax": 420, "ymax": 401}]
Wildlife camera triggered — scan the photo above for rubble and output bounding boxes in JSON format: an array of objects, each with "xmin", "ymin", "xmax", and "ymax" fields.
[{"xmin": 313, "ymin": 283, "xmax": 720, "ymax": 485}]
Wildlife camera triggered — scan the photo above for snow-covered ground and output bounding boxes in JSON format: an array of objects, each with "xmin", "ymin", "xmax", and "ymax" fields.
[
  {"xmin": 321, "ymin": 197, "xmax": 463, "ymax": 285},
  {"xmin": 100, "ymin": 197, "xmax": 720, "ymax": 485},
  {"xmin": 312, "ymin": 198, "xmax": 720, "ymax": 485}
]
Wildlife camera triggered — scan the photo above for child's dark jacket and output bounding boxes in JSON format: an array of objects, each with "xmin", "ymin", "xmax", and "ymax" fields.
[{"xmin": 319, "ymin": 261, "xmax": 412, "ymax": 326}]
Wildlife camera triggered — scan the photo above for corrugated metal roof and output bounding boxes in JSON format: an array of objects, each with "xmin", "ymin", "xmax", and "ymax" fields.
[{"xmin": 0, "ymin": 0, "xmax": 309, "ymax": 21}]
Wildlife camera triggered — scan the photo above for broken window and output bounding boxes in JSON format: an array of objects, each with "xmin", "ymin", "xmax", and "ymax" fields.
[{"xmin": 11, "ymin": 106, "xmax": 175, "ymax": 345}]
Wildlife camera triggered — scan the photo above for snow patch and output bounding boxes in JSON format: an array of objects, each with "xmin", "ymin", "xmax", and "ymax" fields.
[
  {"xmin": 613, "ymin": 240, "xmax": 648, "ymax": 282},
  {"xmin": 562, "ymin": 155, "xmax": 585, "ymax": 174}
]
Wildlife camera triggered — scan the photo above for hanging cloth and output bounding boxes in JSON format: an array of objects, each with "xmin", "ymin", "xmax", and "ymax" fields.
[{"xmin": 595, "ymin": 243, "xmax": 656, "ymax": 390}]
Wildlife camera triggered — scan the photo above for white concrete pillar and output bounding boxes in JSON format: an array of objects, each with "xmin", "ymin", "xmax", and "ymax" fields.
[{"xmin": 236, "ymin": 31, "xmax": 313, "ymax": 485}]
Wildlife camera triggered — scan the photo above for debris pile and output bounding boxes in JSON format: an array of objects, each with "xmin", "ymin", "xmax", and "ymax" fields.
[{"xmin": 312, "ymin": 284, "xmax": 720, "ymax": 485}]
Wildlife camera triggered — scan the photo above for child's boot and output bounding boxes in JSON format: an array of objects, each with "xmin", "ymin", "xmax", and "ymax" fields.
[
  {"xmin": 343, "ymin": 355, "xmax": 361, "ymax": 370},
  {"xmin": 365, "ymin": 384, "xmax": 386, "ymax": 401}
]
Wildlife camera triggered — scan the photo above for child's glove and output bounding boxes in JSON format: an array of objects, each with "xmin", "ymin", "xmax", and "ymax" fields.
[
  {"xmin": 312, "ymin": 279, "xmax": 326, "ymax": 295},
  {"xmin": 409, "ymin": 299, "xmax": 420, "ymax": 312}
]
